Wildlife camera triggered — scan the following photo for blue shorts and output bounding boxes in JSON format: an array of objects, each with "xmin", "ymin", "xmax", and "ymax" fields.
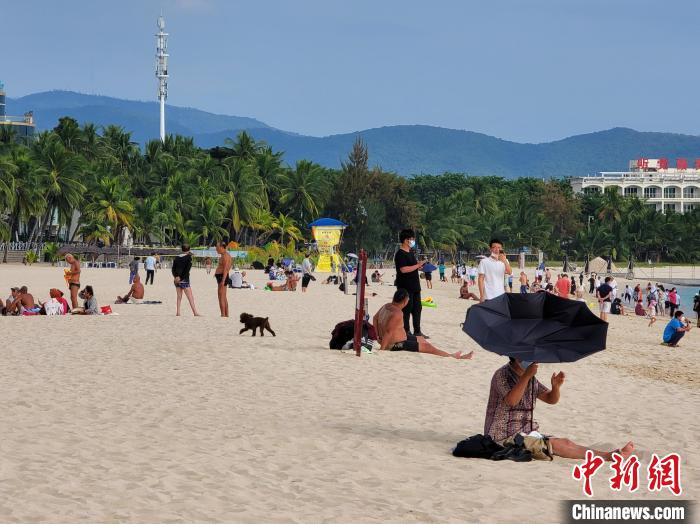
[{"xmin": 176, "ymin": 281, "xmax": 190, "ymax": 289}]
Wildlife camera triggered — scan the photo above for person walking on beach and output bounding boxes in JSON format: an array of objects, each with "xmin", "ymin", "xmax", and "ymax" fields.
[
  {"xmin": 65, "ymin": 253, "xmax": 82, "ymax": 309},
  {"xmin": 569, "ymin": 274, "xmax": 577, "ymax": 296},
  {"xmin": 667, "ymin": 288, "xmax": 679, "ymax": 317},
  {"xmin": 579, "ymin": 271, "xmax": 584, "ymax": 288},
  {"xmin": 214, "ymin": 241, "xmax": 232, "ymax": 317},
  {"xmin": 128, "ymin": 256, "xmax": 140, "ymax": 284},
  {"xmin": 545, "ymin": 268, "xmax": 552, "ymax": 284},
  {"xmin": 374, "ymin": 289, "xmax": 473, "ymax": 359},
  {"xmin": 588, "ymin": 273, "xmax": 596, "ymax": 294},
  {"xmin": 301, "ymin": 253, "xmax": 315, "ymax": 293},
  {"xmin": 624, "ymin": 284, "xmax": 632, "ymax": 304},
  {"xmin": 144, "ymin": 253, "xmax": 156, "ymax": 285},
  {"xmin": 424, "ymin": 258, "xmax": 434, "ymax": 290},
  {"xmin": 394, "ymin": 229, "xmax": 427, "ymax": 337},
  {"xmin": 172, "ymin": 244, "xmax": 200, "ymax": 317},
  {"xmin": 478, "ymin": 239, "xmax": 512, "ymax": 302},
  {"xmin": 663, "ymin": 310, "xmax": 692, "ymax": 347},
  {"xmin": 596, "ymin": 276, "xmax": 613, "ymax": 321},
  {"xmin": 483, "ymin": 358, "xmax": 634, "ymax": 461},
  {"xmin": 204, "ymin": 257, "xmax": 213, "ymax": 275}
]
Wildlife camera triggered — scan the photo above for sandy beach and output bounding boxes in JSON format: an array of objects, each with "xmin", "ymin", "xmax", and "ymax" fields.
[{"xmin": 1, "ymin": 264, "xmax": 697, "ymax": 523}]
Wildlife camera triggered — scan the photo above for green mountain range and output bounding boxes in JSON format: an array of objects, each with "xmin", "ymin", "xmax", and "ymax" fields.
[{"xmin": 9, "ymin": 90, "xmax": 700, "ymax": 177}]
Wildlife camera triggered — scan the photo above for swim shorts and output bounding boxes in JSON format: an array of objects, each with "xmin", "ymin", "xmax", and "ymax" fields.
[
  {"xmin": 390, "ymin": 334, "xmax": 420, "ymax": 352},
  {"xmin": 215, "ymin": 273, "xmax": 232, "ymax": 287},
  {"xmin": 175, "ymin": 281, "xmax": 190, "ymax": 289},
  {"xmin": 502, "ymin": 432, "xmax": 554, "ymax": 461}
]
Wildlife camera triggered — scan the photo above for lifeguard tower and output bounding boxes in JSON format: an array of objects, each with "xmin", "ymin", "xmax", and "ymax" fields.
[{"xmin": 309, "ymin": 218, "xmax": 346, "ymax": 273}]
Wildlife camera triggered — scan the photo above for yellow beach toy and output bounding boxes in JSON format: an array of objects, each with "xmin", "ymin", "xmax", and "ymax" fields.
[
  {"xmin": 63, "ymin": 268, "xmax": 72, "ymax": 284},
  {"xmin": 421, "ymin": 296, "xmax": 437, "ymax": 308}
]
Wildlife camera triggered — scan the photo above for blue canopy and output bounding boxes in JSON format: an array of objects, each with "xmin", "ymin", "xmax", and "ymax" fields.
[{"xmin": 308, "ymin": 218, "xmax": 347, "ymax": 228}]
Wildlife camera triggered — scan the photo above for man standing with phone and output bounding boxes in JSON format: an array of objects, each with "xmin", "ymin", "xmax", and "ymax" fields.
[
  {"xmin": 394, "ymin": 229, "xmax": 427, "ymax": 338},
  {"xmin": 478, "ymin": 239, "xmax": 512, "ymax": 302}
]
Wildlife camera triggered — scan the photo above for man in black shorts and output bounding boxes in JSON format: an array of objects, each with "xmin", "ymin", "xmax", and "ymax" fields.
[
  {"xmin": 214, "ymin": 241, "xmax": 232, "ymax": 317},
  {"xmin": 301, "ymin": 253, "xmax": 314, "ymax": 293},
  {"xmin": 373, "ymin": 289, "xmax": 473, "ymax": 359}
]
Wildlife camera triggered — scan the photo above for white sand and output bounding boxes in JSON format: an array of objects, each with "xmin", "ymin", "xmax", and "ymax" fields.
[{"xmin": 0, "ymin": 264, "xmax": 697, "ymax": 523}]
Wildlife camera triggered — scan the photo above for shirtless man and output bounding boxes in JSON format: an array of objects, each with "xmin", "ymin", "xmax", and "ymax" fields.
[
  {"xmin": 8, "ymin": 286, "xmax": 38, "ymax": 314},
  {"xmin": 373, "ymin": 289, "xmax": 474, "ymax": 359},
  {"xmin": 116, "ymin": 274, "xmax": 145, "ymax": 304},
  {"xmin": 214, "ymin": 241, "xmax": 232, "ymax": 317},
  {"xmin": 519, "ymin": 271, "xmax": 529, "ymax": 294},
  {"xmin": 65, "ymin": 254, "xmax": 82, "ymax": 308}
]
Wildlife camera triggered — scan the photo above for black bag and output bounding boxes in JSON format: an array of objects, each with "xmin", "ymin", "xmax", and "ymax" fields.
[
  {"xmin": 329, "ymin": 319, "xmax": 377, "ymax": 349},
  {"xmin": 452, "ymin": 434, "xmax": 504, "ymax": 459}
]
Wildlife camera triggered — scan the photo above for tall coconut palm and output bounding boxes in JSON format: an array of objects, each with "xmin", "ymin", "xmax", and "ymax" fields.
[
  {"xmin": 277, "ymin": 160, "xmax": 328, "ymax": 223},
  {"xmin": 224, "ymin": 131, "xmax": 263, "ymax": 161},
  {"xmin": 83, "ymin": 176, "xmax": 135, "ymax": 246},
  {"xmin": 30, "ymin": 133, "xmax": 86, "ymax": 243},
  {"xmin": 186, "ymin": 196, "xmax": 228, "ymax": 245},
  {"xmin": 244, "ymin": 207, "xmax": 275, "ymax": 246},
  {"xmin": 218, "ymin": 157, "xmax": 267, "ymax": 238}
]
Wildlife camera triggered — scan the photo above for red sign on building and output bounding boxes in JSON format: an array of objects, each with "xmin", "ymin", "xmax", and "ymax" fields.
[
  {"xmin": 694, "ymin": 159, "xmax": 700, "ymax": 169},
  {"xmin": 676, "ymin": 158, "xmax": 688, "ymax": 170},
  {"xmin": 658, "ymin": 158, "xmax": 669, "ymax": 170},
  {"xmin": 637, "ymin": 158, "xmax": 649, "ymax": 169}
]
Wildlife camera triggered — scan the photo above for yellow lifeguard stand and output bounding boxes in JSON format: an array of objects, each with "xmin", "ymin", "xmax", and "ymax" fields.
[{"xmin": 309, "ymin": 218, "xmax": 346, "ymax": 273}]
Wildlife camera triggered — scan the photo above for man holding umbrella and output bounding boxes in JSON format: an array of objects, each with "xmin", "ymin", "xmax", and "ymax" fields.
[
  {"xmin": 484, "ymin": 358, "xmax": 633, "ymax": 461},
  {"xmin": 464, "ymin": 292, "xmax": 634, "ymax": 461}
]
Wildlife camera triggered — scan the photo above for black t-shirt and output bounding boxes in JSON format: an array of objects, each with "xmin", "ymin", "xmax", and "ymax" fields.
[
  {"xmin": 597, "ymin": 283, "xmax": 613, "ymax": 302},
  {"xmin": 394, "ymin": 249, "xmax": 420, "ymax": 292},
  {"xmin": 172, "ymin": 253, "xmax": 193, "ymax": 282}
]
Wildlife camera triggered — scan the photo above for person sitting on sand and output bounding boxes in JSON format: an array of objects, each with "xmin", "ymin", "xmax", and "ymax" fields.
[
  {"xmin": 459, "ymin": 281, "xmax": 479, "ymax": 300},
  {"xmin": 634, "ymin": 300, "xmax": 646, "ymax": 317},
  {"xmin": 371, "ymin": 270, "xmax": 384, "ymax": 284},
  {"xmin": 72, "ymin": 286, "xmax": 100, "ymax": 315},
  {"xmin": 610, "ymin": 297, "xmax": 626, "ymax": 316},
  {"xmin": 484, "ymin": 358, "xmax": 633, "ymax": 461},
  {"xmin": 373, "ymin": 289, "xmax": 474, "ymax": 359},
  {"xmin": 662, "ymin": 310, "xmax": 692, "ymax": 347},
  {"xmin": 4, "ymin": 287, "xmax": 20, "ymax": 315},
  {"xmin": 116, "ymin": 275, "xmax": 145, "ymax": 304},
  {"xmin": 8, "ymin": 286, "xmax": 39, "ymax": 315},
  {"xmin": 267, "ymin": 271, "xmax": 295, "ymax": 291},
  {"xmin": 39, "ymin": 288, "xmax": 70, "ymax": 315}
]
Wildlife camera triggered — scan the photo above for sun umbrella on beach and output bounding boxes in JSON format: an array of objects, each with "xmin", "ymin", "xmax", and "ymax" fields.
[
  {"xmin": 462, "ymin": 293, "xmax": 607, "ymax": 363},
  {"xmin": 422, "ymin": 263, "xmax": 437, "ymax": 273}
]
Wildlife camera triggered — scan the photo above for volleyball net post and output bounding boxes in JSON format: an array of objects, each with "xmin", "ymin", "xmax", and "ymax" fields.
[{"xmin": 353, "ymin": 249, "xmax": 368, "ymax": 357}]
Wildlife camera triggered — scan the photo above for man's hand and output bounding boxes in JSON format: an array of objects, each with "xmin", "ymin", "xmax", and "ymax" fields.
[
  {"xmin": 498, "ymin": 253, "xmax": 508, "ymax": 264},
  {"xmin": 551, "ymin": 371, "xmax": 565, "ymax": 389},
  {"xmin": 523, "ymin": 362, "xmax": 538, "ymax": 379}
]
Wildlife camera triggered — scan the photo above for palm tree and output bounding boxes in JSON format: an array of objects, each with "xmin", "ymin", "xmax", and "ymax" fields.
[
  {"xmin": 218, "ymin": 157, "xmax": 267, "ymax": 238},
  {"xmin": 83, "ymin": 176, "xmax": 135, "ymax": 246},
  {"xmin": 244, "ymin": 207, "xmax": 275, "ymax": 246},
  {"xmin": 277, "ymin": 160, "xmax": 328, "ymax": 223},
  {"xmin": 224, "ymin": 131, "xmax": 263, "ymax": 161},
  {"xmin": 271, "ymin": 213, "xmax": 301, "ymax": 247},
  {"xmin": 29, "ymin": 133, "xmax": 86, "ymax": 243},
  {"xmin": 186, "ymin": 196, "xmax": 228, "ymax": 244},
  {"xmin": 77, "ymin": 220, "xmax": 113, "ymax": 246}
]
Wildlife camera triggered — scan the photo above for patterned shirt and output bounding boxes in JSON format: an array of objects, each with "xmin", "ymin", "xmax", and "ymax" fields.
[{"xmin": 484, "ymin": 364, "xmax": 549, "ymax": 443}]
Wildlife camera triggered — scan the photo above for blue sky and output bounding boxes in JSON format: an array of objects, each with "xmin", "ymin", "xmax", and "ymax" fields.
[{"xmin": 3, "ymin": 0, "xmax": 698, "ymax": 142}]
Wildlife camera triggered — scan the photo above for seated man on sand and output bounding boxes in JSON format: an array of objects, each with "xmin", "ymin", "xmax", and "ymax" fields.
[
  {"xmin": 39, "ymin": 288, "xmax": 70, "ymax": 315},
  {"xmin": 484, "ymin": 358, "xmax": 633, "ymax": 461},
  {"xmin": 4, "ymin": 286, "xmax": 20, "ymax": 315},
  {"xmin": 116, "ymin": 275, "xmax": 145, "ymax": 304},
  {"xmin": 72, "ymin": 286, "xmax": 100, "ymax": 315},
  {"xmin": 267, "ymin": 271, "xmax": 297, "ymax": 291},
  {"xmin": 373, "ymin": 289, "xmax": 473, "ymax": 359},
  {"xmin": 459, "ymin": 281, "xmax": 479, "ymax": 300},
  {"xmin": 8, "ymin": 286, "xmax": 40, "ymax": 315}
]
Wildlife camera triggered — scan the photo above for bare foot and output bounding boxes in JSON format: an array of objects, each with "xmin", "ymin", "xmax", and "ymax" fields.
[
  {"xmin": 618, "ymin": 441, "xmax": 635, "ymax": 460},
  {"xmin": 452, "ymin": 350, "xmax": 474, "ymax": 360}
]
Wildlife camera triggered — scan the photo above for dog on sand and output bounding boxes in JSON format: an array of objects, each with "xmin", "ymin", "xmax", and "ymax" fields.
[{"xmin": 239, "ymin": 313, "xmax": 276, "ymax": 336}]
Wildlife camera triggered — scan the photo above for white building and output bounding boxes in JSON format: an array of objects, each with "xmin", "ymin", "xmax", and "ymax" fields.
[{"xmin": 570, "ymin": 158, "xmax": 700, "ymax": 213}]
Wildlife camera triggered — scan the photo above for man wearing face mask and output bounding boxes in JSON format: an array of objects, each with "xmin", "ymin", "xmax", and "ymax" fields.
[
  {"xmin": 478, "ymin": 238, "xmax": 513, "ymax": 302},
  {"xmin": 394, "ymin": 229, "xmax": 427, "ymax": 337}
]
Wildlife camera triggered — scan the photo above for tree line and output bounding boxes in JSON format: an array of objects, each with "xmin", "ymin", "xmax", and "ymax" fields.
[{"xmin": 0, "ymin": 117, "xmax": 698, "ymax": 263}]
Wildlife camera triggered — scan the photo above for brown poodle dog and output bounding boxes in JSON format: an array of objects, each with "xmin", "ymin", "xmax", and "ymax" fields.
[{"xmin": 239, "ymin": 312, "xmax": 276, "ymax": 336}]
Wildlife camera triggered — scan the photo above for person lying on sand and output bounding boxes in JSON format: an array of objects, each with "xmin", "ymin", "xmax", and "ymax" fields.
[
  {"xmin": 373, "ymin": 289, "xmax": 473, "ymax": 359},
  {"xmin": 116, "ymin": 275, "xmax": 145, "ymax": 304},
  {"xmin": 267, "ymin": 271, "xmax": 298, "ymax": 291},
  {"xmin": 459, "ymin": 281, "xmax": 479, "ymax": 300},
  {"xmin": 484, "ymin": 358, "xmax": 633, "ymax": 461}
]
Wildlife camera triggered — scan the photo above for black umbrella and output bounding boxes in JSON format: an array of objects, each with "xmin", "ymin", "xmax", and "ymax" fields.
[{"xmin": 462, "ymin": 293, "xmax": 607, "ymax": 363}]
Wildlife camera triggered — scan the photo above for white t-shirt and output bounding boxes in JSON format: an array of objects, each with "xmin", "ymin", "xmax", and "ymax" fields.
[
  {"xmin": 230, "ymin": 271, "xmax": 243, "ymax": 288},
  {"xmin": 302, "ymin": 258, "xmax": 313, "ymax": 275},
  {"xmin": 145, "ymin": 256, "xmax": 156, "ymax": 271},
  {"xmin": 478, "ymin": 256, "xmax": 507, "ymax": 300}
]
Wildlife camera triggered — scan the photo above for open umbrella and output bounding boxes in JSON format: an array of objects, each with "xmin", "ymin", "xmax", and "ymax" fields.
[
  {"xmin": 462, "ymin": 293, "xmax": 607, "ymax": 363},
  {"xmin": 422, "ymin": 263, "xmax": 437, "ymax": 273}
]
